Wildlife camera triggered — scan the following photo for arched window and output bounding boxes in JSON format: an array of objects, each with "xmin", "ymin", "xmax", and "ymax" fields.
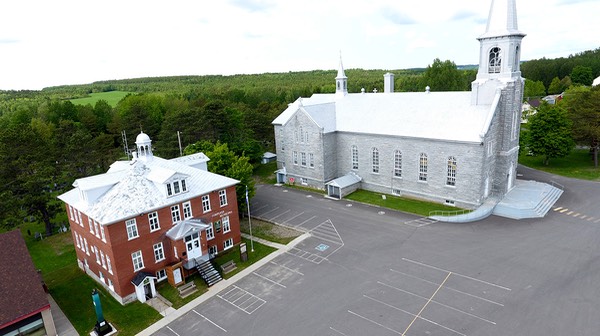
[
  {"xmin": 514, "ymin": 45, "xmax": 520, "ymax": 72},
  {"xmin": 489, "ymin": 47, "xmax": 502, "ymax": 74},
  {"xmin": 372, "ymin": 148, "xmax": 379, "ymax": 173},
  {"xmin": 394, "ymin": 150, "xmax": 402, "ymax": 177},
  {"xmin": 447, "ymin": 156, "xmax": 457, "ymax": 186},
  {"xmin": 419, "ymin": 153, "xmax": 428, "ymax": 181},
  {"xmin": 351, "ymin": 146, "xmax": 359, "ymax": 170}
]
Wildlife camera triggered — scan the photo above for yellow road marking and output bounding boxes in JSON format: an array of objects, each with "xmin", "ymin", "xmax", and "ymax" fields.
[{"xmin": 402, "ymin": 272, "xmax": 452, "ymax": 336}]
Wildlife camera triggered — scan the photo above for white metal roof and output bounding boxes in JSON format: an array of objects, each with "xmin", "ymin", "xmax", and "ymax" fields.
[
  {"xmin": 273, "ymin": 92, "xmax": 493, "ymax": 143},
  {"xmin": 480, "ymin": 0, "xmax": 525, "ymax": 39},
  {"xmin": 593, "ymin": 76, "xmax": 600, "ymax": 87},
  {"xmin": 326, "ymin": 173, "xmax": 361, "ymax": 188},
  {"xmin": 58, "ymin": 155, "xmax": 239, "ymax": 225}
]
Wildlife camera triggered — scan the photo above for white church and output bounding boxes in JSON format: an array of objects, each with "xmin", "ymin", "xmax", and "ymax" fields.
[{"xmin": 273, "ymin": 0, "xmax": 534, "ymax": 210}]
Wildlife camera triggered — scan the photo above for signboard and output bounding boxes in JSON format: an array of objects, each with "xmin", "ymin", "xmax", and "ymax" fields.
[{"xmin": 240, "ymin": 242, "xmax": 248, "ymax": 262}]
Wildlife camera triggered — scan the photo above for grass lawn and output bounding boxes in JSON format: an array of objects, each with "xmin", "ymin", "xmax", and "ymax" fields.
[
  {"xmin": 26, "ymin": 230, "xmax": 161, "ymax": 336},
  {"xmin": 213, "ymin": 238, "xmax": 276, "ymax": 279},
  {"xmin": 69, "ymin": 91, "xmax": 132, "ymax": 107},
  {"xmin": 253, "ymin": 161, "xmax": 277, "ymax": 184},
  {"xmin": 156, "ymin": 274, "xmax": 208, "ymax": 309},
  {"xmin": 240, "ymin": 217, "xmax": 301, "ymax": 245},
  {"xmin": 519, "ymin": 148, "xmax": 600, "ymax": 181},
  {"xmin": 345, "ymin": 189, "xmax": 461, "ymax": 216}
]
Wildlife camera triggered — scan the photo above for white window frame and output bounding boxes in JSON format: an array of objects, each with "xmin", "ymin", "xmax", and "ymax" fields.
[
  {"xmin": 156, "ymin": 269, "xmax": 167, "ymax": 282},
  {"xmin": 183, "ymin": 201, "xmax": 193, "ymax": 219},
  {"xmin": 301, "ymin": 177, "xmax": 308, "ymax": 185},
  {"xmin": 94, "ymin": 221, "xmax": 100, "ymax": 238},
  {"xmin": 202, "ymin": 195, "xmax": 211, "ymax": 213},
  {"xmin": 419, "ymin": 153, "xmax": 428, "ymax": 182},
  {"xmin": 309, "ymin": 153, "xmax": 314, "ymax": 168},
  {"xmin": 171, "ymin": 205, "xmax": 181, "ymax": 224},
  {"xmin": 88, "ymin": 218, "xmax": 94, "ymax": 234},
  {"xmin": 153, "ymin": 242, "xmax": 165, "ymax": 263},
  {"xmin": 100, "ymin": 250, "xmax": 106, "ymax": 269},
  {"xmin": 394, "ymin": 150, "xmax": 402, "ymax": 178},
  {"xmin": 301, "ymin": 152, "xmax": 307, "ymax": 166},
  {"xmin": 132, "ymin": 250, "xmax": 144, "ymax": 272},
  {"xmin": 106, "ymin": 255, "xmax": 113, "ymax": 274},
  {"xmin": 77, "ymin": 210, "xmax": 83, "ymax": 226},
  {"xmin": 68, "ymin": 205, "xmax": 74, "ymax": 220},
  {"xmin": 75, "ymin": 232, "xmax": 81, "ymax": 249},
  {"xmin": 351, "ymin": 145, "xmax": 359, "ymax": 170},
  {"xmin": 99, "ymin": 271, "xmax": 105, "ymax": 284},
  {"xmin": 224, "ymin": 238, "xmax": 234, "ymax": 250},
  {"xmin": 447, "ymin": 156, "xmax": 457, "ymax": 186},
  {"xmin": 108, "ymin": 278, "xmax": 114, "ymax": 291},
  {"xmin": 84, "ymin": 237, "xmax": 90, "ymax": 256},
  {"xmin": 372, "ymin": 147, "xmax": 379, "ymax": 174},
  {"xmin": 219, "ymin": 189, "xmax": 227, "ymax": 207},
  {"xmin": 487, "ymin": 140, "xmax": 494, "ymax": 157},
  {"xmin": 148, "ymin": 211, "xmax": 160, "ymax": 232},
  {"xmin": 126, "ymin": 219, "xmax": 139, "ymax": 240},
  {"xmin": 223, "ymin": 216, "xmax": 231, "ymax": 233},
  {"xmin": 94, "ymin": 246, "xmax": 101, "ymax": 265},
  {"xmin": 206, "ymin": 223, "xmax": 214, "ymax": 240},
  {"xmin": 99, "ymin": 224, "xmax": 106, "ymax": 242}
]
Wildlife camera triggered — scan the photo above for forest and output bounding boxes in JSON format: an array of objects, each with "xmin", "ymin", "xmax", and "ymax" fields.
[{"xmin": 0, "ymin": 50, "xmax": 598, "ymax": 234}]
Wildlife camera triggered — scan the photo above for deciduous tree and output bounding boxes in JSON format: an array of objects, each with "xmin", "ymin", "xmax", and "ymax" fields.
[{"xmin": 525, "ymin": 102, "xmax": 574, "ymax": 165}]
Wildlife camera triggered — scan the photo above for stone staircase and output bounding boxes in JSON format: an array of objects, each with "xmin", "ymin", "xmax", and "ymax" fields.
[
  {"xmin": 493, "ymin": 180, "xmax": 563, "ymax": 220},
  {"xmin": 196, "ymin": 259, "xmax": 222, "ymax": 287}
]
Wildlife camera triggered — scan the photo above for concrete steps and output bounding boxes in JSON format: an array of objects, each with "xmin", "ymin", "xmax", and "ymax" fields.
[{"xmin": 196, "ymin": 259, "xmax": 222, "ymax": 287}]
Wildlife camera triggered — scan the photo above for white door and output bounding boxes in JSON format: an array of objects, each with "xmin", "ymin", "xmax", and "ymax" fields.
[
  {"xmin": 184, "ymin": 232, "xmax": 202, "ymax": 259},
  {"xmin": 173, "ymin": 268, "xmax": 182, "ymax": 284}
]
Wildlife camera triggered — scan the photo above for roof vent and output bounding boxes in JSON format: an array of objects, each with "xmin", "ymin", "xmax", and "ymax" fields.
[
  {"xmin": 361, "ymin": 88, "xmax": 365, "ymax": 94},
  {"xmin": 425, "ymin": 86, "xmax": 430, "ymax": 93}
]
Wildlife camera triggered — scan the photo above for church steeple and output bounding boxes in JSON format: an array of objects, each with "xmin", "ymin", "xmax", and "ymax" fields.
[
  {"xmin": 472, "ymin": 0, "xmax": 526, "ymax": 105},
  {"xmin": 135, "ymin": 131, "xmax": 153, "ymax": 162},
  {"xmin": 335, "ymin": 54, "xmax": 348, "ymax": 98}
]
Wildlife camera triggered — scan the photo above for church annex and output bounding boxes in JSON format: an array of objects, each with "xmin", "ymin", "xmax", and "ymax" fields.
[{"xmin": 272, "ymin": 0, "xmax": 526, "ymax": 209}]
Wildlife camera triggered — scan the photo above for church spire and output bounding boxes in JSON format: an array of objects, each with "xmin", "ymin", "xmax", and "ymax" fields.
[
  {"xmin": 480, "ymin": 0, "xmax": 524, "ymax": 39},
  {"xmin": 335, "ymin": 53, "xmax": 348, "ymax": 98}
]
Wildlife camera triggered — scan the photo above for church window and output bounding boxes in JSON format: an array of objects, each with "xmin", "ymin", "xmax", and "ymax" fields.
[
  {"xmin": 489, "ymin": 47, "xmax": 502, "ymax": 74},
  {"xmin": 293, "ymin": 151, "xmax": 298, "ymax": 165},
  {"xmin": 351, "ymin": 146, "xmax": 359, "ymax": 170},
  {"xmin": 487, "ymin": 141, "xmax": 494, "ymax": 157},
  {"xmin": 447, "ymin": 156, "xmax": 457, "ymax": 186},
  {"xmin": 301, "ymin": 152, "xmax": 307, "ymax": 166},
  {"xmin": 419, "ymin": 153, "xmax": 428, "ymax": 182},
  {"xmin": 511, "ymin": 110, "xmax": 519, "ymax": 140},
  {"xmin": 514, "ymin": 45, "xmax": 520, "ymax": 72},
  {"xmin": 394, "ymin": 150, "xmax": 402, "ymax": 177},
  {"xmin": 294, "ymin": 131, "xmax": 298, "ymax": 143},
  {"xmin": 309, "ymin": 153, "xmax": 315, "ymax": 168},
  {"xmin": 305, "ymin": 131, "xmax": 309, "ymax": 143},
  {"xmin": 337, "ymin": 82, "xmax": 340, "ymax": 90},
  {"xmin": 372, "ymin": 148, "xmax": 379, "ymax": 173},
  {"xmin": 299, "ymin": 127, "xmax": 304, "ymax": 143}
]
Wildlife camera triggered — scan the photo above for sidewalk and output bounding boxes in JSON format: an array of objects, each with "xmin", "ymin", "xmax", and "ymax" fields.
[
  {"xmin": 136, "ymin": 232, "xmax": 310, "ymax": 336},
  {"xmin": 48, "ymin": 294, "xmax": 78, "ymax": 336}
]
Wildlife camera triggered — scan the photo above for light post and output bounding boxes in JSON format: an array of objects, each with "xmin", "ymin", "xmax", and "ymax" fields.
[{"xmin": 246, "ymin": 185, "xmax": 254, "ymax": 252}]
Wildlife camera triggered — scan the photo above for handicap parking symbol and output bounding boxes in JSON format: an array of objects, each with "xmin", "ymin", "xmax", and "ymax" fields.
[{"xmin": 315, "ymin": 244, "xmax": 330, "ymax": 252}]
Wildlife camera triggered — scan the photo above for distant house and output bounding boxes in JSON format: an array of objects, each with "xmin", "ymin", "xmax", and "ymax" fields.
[
  {"xmin": 593, "ymin": 76, "xmax": 600, "ymax": 87},
  {"xmin": 542, "ymin": 94, "xmax": 563, "ymax": 105},
  {"xmin": 58, "ymin": 132, "xmax": 242, "ymax": 304},
  {"xmin": 0, "ymin": 231, "xmax": 57, "ymax": 336}
]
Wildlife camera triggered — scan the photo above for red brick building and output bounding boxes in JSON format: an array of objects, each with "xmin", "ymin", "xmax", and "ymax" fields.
[{"xmin": 58, "ymin": 132, "xmax": 241, "ymax": 304}]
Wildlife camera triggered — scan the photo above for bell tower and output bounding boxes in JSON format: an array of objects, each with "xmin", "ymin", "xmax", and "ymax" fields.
[
  {"xmin": 335, "ymin": 54, "xmax": 348, "ymax": 98},
  {"xmin": 472, "ymin": 0, "xmax": 526, "ymax": 105}
]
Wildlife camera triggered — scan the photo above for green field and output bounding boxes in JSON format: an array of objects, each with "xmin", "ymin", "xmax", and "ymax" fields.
[
  {"xmin": 69, "ymin": 91, "xmax": 132, "ymax": 107},
  {"xmin": 519, "ymin": 148, "xmax": 600, "ymax": 181}
]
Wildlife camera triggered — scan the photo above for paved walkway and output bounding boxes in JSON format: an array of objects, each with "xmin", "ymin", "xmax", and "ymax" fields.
[
  {"xmin": 136, "ymin": 232, "xmax": 310, "ymax": 336},
  {"xmin": 48, "ymin": 294, "xmax": 78, "ymax": 336}
]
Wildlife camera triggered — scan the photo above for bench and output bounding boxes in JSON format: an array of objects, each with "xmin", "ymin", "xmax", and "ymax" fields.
[
  {"xmin": 220, "ymin": 260, "xmax": 237, "ymax": 274},
  {"xmin": 177, "ymin": 281, "xmax": 197, "ymax": 298}
]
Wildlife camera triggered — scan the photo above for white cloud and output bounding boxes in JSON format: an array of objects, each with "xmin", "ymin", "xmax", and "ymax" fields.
[{"xmin": 0, "ymin": 0, "xmax": 598, "ymax": 89}]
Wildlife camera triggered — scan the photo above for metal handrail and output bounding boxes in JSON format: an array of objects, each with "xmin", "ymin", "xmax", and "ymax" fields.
[
  {"xmin": 550, "ymin": 180, "xmax": 564, "ymax": 190},
  {"xmin": 428, "ymin": 209, "xmax": 473, "ymax": 217}
]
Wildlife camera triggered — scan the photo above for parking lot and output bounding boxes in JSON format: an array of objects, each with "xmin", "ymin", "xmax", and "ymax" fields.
[{"xmin": 148, "ymin": 175, "xmax": 600, "ymax": 336}]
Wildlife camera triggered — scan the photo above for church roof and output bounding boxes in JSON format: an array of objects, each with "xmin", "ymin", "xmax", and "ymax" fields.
[
  {"xmin": 59, "ymin": 154, "xmax": 239, "ymax": 225},
  {"xmin": 273, "ymin": 91, "xmax": 493, "ymax": 143}
]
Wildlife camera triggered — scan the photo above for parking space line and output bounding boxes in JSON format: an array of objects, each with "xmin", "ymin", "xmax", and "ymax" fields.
[
  {"xmin": 296, "ymin": 215, "xmax": 318, "ymax": 228},
  {"xmin": 560, "ymin": 209, "xmax": 569, "ymax": 213},
  {"xmin": 217, "ymin": 285, "xmax": 266, "ymax": 314},
  {"xmin": 251, "ymin": 204, "xmax": 269, "ymax": 213},
  {"xmin": 270, "ymin": 261, "xmax": 304, "ymax": 276},
  {"xmin": 347, "ymin": 310, "xmax": 403, "ymax": 335},
  {"xmin": 403, "ymin": 272, "xmax": 452, "ymax": 336},
  {"xmin": 390, "ymin": 268, "xmax": 504, "ymax": 306},
  {"xmin": 402, "ymin": 258, "xmax": 511, "ymax": 291},
  {"xmin": 259, "ymin": 206, "xmax": 280, "ymax": 217},
  {"xmin": 554, "ymin": 207, "xmax": 563, "ymax": 211},
  {"xmin": 269, "ymin": 209, "xmax": 291, "ymax": 221},
  {"xmin": 378, "ymin": 281, "xmax": 496, "ymax": 325},
  {"xmin": 166, "ymin": 326, "xmax": 181, "ymax": 336},
  {"xmin": 192, "ymin": 310, "xmax": 227, "ymax": 333},
  {"xmin": 329, "ymin": 326, "xmax": 349, "ymax": 335},
  {"xmin": 283, "ymin": 211, "xmax": 305, "ymax": 225},
  {"xmin": 252, "ymin": 272, "xmax": 287, "ymax": 288},
  {"xmin": 364, "ymin": 295, "xmax": 466, "ymax": 336}
]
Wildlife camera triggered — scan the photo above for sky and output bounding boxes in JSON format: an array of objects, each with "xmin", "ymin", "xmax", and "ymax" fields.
[{"xmin": 0, "ymin": 0, "xmax": 599, "ymax": 90}]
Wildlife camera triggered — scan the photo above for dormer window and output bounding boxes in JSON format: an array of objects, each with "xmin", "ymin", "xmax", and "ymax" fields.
[{"xmin": 166, "ymin": 178, "xmax": 188, "ymax": 197}]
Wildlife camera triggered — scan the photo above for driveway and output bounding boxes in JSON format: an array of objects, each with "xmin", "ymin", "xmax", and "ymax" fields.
[{"xmin": 150, "ymin": 169, "xmax": 600, "ymax": 335}]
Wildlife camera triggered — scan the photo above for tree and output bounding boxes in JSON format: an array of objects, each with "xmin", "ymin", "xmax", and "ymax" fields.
[
  {"xmin": 571, "ymin": 65, "xmax": 594, "ymax": 86},
  {"xmin": 548, "ymin": 77, "xmax": 562, "ymax": 95},
  {"xmin": 563, "ymin": 86, "xmax": 600, "ymax": 167},
  {"xmin": 184, "ymin": 141, "xmax": 255, "ymax": 210},
  {"xmin": 420, "ymin": 58, "xmax": 464, "ymax": 91},
  {"xmin": 525, "ymin": 102, "xmax": 574, "ymax": 165},
  {"xmin": 524, "ymin": 79, "xmax": 546, "ymax": 98}
]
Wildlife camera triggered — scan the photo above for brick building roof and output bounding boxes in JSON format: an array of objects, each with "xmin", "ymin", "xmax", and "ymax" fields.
[{"xmin": 0, "ymin": 230, "xmax": 49, "ymax": 329}]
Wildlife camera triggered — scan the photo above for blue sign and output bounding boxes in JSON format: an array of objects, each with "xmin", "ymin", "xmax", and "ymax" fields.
[{"xmin": 315, "ymin": 244, "xmax": 330, "ymax": 252}]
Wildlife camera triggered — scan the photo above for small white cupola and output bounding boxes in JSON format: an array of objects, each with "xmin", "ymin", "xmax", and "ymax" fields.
[
  {"xmin": 135, "ymin": 131, "xmax": 153, "ymax": 161},
  {"xmin": 335, "ymin": 54, "xmax": 348, "ymax": 98}
]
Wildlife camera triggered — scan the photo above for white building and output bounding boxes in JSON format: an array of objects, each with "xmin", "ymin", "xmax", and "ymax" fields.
[{"xmin": 273, "ymin": 0, "xmax": 527, "ymax": 209}]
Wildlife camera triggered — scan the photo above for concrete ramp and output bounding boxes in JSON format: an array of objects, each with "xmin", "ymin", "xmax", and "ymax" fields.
[{"xmin": 493, "ymin": 180, "xmax": 563, "ymax": 220}]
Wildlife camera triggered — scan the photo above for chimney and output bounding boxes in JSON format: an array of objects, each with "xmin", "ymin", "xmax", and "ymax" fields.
[{"xmin": 384, "ymin": 73, "xmax": 395, "ymax": 93}]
